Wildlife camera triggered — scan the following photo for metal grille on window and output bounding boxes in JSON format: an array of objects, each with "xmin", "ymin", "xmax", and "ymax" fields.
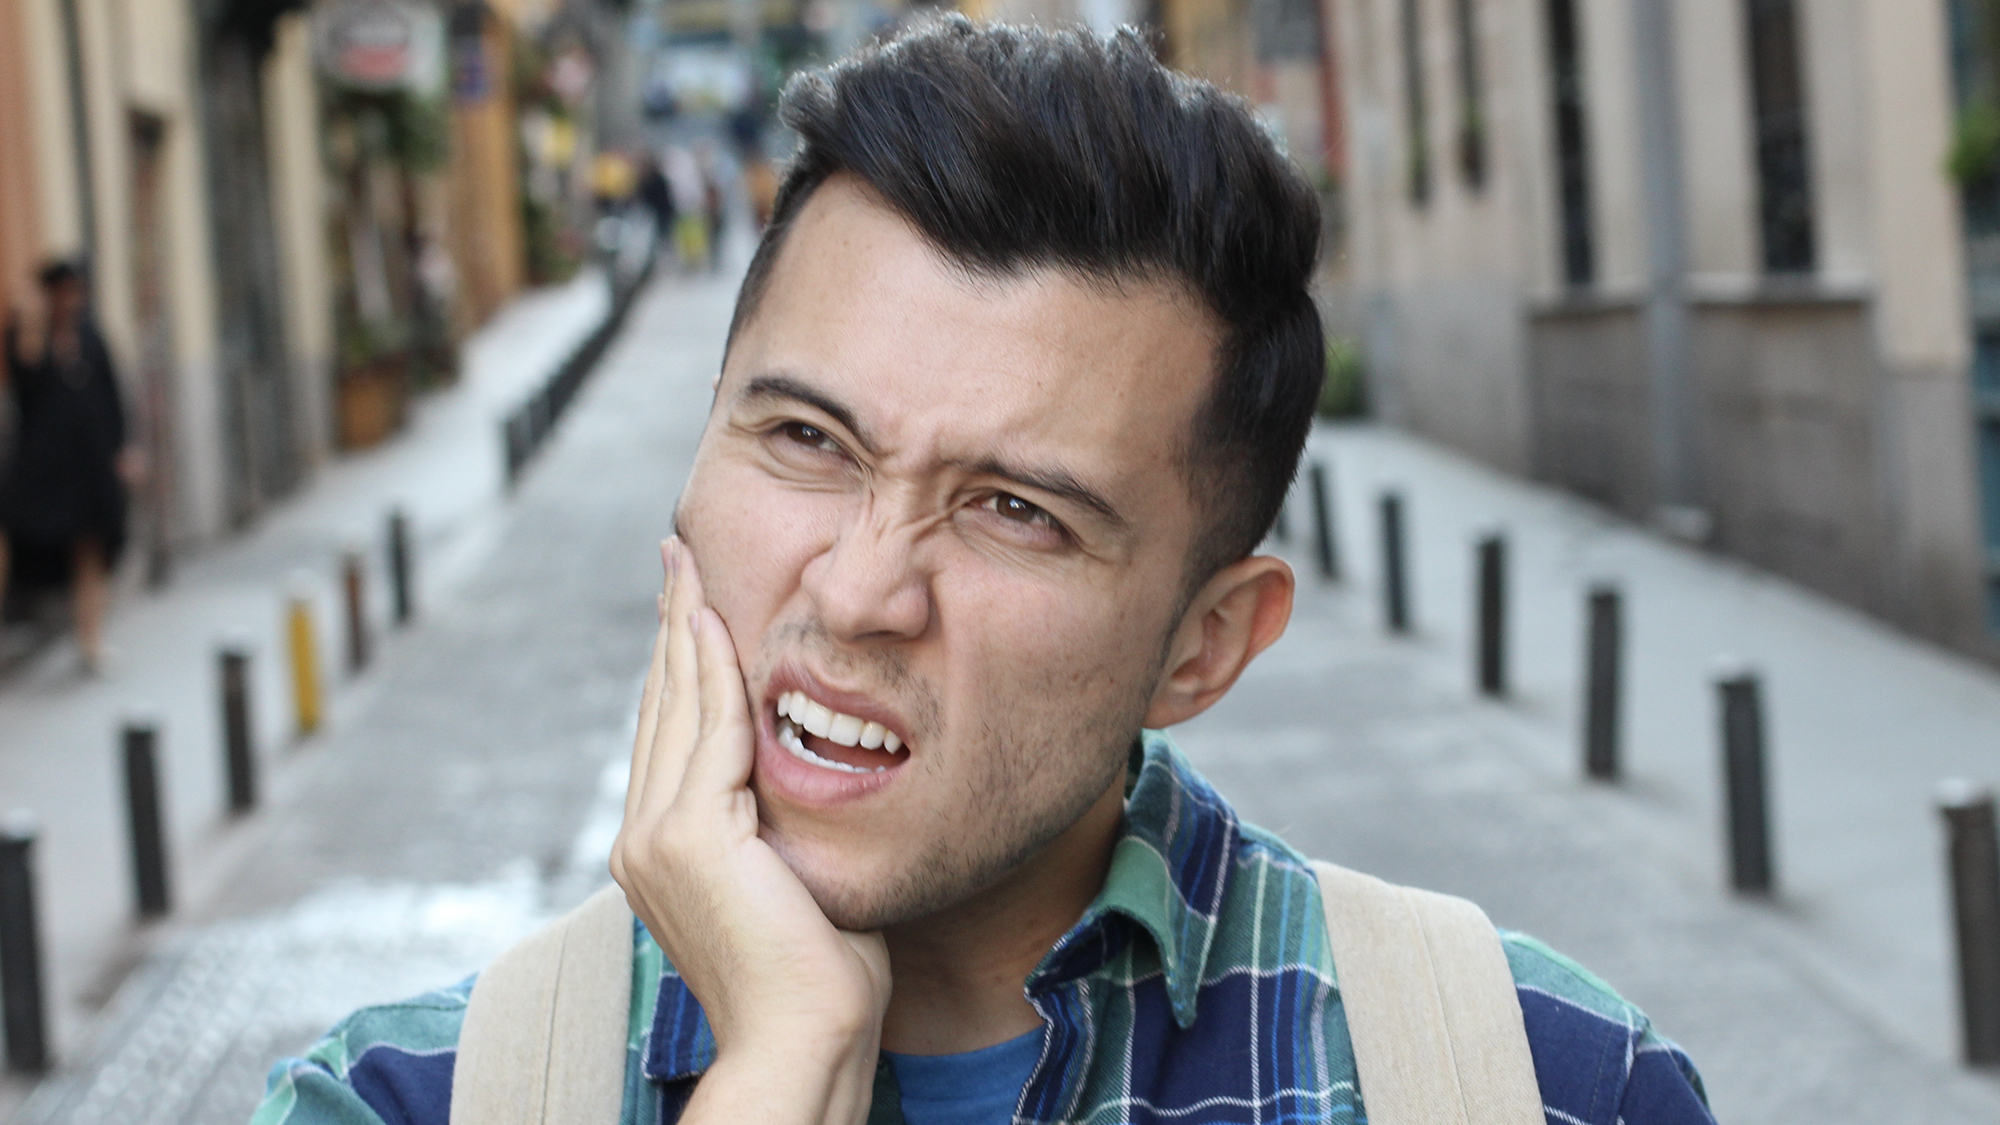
[
  {"xmin": 1402, "ymin": 0, "xmax": 1430, "ymax": 205},
  {"xmin": 1453, "ymin": 0, "xmax": 1486, "ymax": 189},
  {"xmin": 1949, "ymin": 0, "xmax": 2000, "ymax": 631},
  {"xmin": 1744, "ymin": 0, "xmax": 1816, "ymax": 275},
  {"xmin": 1545, "ymin": 0, "xmax": 1592, "ymax": 286}
]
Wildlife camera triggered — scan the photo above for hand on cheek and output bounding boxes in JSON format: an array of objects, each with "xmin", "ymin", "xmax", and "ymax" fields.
[{"xmin": 610, "ymin": 538, "xmax": 892, "ymax": 1125}]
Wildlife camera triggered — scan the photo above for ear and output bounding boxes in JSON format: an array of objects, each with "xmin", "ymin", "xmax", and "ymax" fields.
[{"xmin": 1144, "ymin": 555, "xmax": 1294, "ymax": 729}]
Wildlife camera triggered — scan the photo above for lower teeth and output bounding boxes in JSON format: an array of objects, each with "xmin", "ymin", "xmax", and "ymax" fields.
[{"xmin": 778, "ymin": 719, "xmax": 888, "ymax": 774}]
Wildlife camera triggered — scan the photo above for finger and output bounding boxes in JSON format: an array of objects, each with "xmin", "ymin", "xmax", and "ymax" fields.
[
  {"xmin": 625, "ymin": 543, "xmax": 678, "ymax": 822},
  {"xmin": 641, "ymin": 537, "xmax": 705, "ymax": 807},
  {"xmin": 682, "ymin": 606, "xmax": 755, "ymax": 796}
]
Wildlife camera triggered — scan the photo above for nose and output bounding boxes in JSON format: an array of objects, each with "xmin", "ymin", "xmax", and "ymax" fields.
[{"xmin": 800, "ymin": 502, "xmax": 934, "ymax": 644}]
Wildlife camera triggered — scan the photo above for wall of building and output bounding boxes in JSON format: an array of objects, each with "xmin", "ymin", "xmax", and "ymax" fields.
[
  {"xmin": 20, "ymin": 0, "xmax": 82, "ymax": 262},
  {"xmin": 447, "ymin": 8, "xmax": 529, "ymax": 333},
  {"xmin": 267, "ymin": 10, "xmax": 336, "ymax": 472},
  {"xmin": 1, "ymin": 0, "xmax": 339, "ymax": 548},
  {"xmin": 1342, "ymin": 0, "xmax": 1997, "ymax": 658},
  {"xmin": 1854, "ymin": 0, "xmax": 1987, "ymax": 645},
  {"xmin": 0, "ymin": 0, "xmax": 45, "ymax": 303},
  {"xmin": 1336, "ymin": 0, "xmax": 1546, "ymax": 473}
]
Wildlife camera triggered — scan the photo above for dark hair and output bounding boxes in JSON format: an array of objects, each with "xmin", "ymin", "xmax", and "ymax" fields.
[
  {"xmin": 729, "ymin": 17, "xmax": 1324, "ymax": 585},
  {"xmin": 38, "ymin": 258, "xmax": 84, "ymax": 290}
]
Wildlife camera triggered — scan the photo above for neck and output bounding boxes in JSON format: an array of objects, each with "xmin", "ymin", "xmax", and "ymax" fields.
[{"xmin": 878, "ymin": 778, "xmax": 1125, "ymax": 1056}]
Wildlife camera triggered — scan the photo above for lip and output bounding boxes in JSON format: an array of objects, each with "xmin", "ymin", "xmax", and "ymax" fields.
[{"xmin": 754, "ymin": 667, "xmax": 910, "ymax": 807}]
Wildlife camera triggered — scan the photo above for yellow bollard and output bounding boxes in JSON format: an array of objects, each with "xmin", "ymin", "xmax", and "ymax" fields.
[{"xmin": 287, "ymin": 593, "xmax": 322, "ymax": 736}]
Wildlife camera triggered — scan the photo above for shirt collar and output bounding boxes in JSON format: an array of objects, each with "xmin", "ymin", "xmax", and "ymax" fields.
[
  {"xmin": 1026, "ymin": 730, "xmax": 1238, "ymax": 1028},
  {"xmin": 645, "ymin": 729, "xmax": 1240, "ymax": 1080}
]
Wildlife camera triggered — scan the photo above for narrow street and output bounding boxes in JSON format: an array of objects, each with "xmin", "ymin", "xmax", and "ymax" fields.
[{"xmin": 7, "ymin": 263, "xmax": 2000, "ymax": 1124}]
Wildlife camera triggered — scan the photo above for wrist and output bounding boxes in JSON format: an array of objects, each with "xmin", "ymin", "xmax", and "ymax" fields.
[
  {"xmin": 713, "ymin": 1009, "xmax": 880, "ymax": 1076},
  {"xmin": 690, "ymin": 1028, "xmax": 880, "ymax": 1125}
]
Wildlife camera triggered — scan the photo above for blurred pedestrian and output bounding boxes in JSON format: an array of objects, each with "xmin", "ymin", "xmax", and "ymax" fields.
[
  {"xmin": 662, "ymin": 144, "xmax": 708, "ymax": 271},
  {"xmin": 697, "ymin": 142, "xmax": 725, "ymax": 272},
  {"xmin": 590, "ymin": 149, "xmax": 637, "ymax": 218},
  {"xmin": 637, "ymin": 153, "xmax": 678, "ymax": 258},
  {"xmin": 0, "ymin": 260, "xmax": 137, "ymax": 674}
]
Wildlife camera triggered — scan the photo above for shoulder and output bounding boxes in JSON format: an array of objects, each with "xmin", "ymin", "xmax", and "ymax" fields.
[
  {"xmin": 1225, "ymin": 833, "xmax": 1714, "ymax": 1125},
  {"xmin": 252, "ymin": 979, "xmax": 472, "ymax": 1125},
  {"xmin": 254, "ymin": 908, "xmax": 664, "ymax": 1125},
  {"xmin": 1497, "ymin": 933, "xmax": 1713, "ymax": 1125}
]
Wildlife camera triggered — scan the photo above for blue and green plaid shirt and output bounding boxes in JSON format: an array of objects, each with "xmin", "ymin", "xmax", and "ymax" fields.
[{"xmin": 253, "ymin": 732, "xmax": 1714, "ymax": 1125}]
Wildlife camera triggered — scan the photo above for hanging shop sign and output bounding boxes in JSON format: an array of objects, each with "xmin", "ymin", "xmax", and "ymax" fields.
[{"xmin": 313, "ymin": 0, "xmax": 445, "ymax": 93}]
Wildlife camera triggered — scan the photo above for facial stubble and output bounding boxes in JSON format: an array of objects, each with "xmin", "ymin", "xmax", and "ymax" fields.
[{"xmin": 754, "ymin": 621, "xmax": 1161, "ymax": 934}]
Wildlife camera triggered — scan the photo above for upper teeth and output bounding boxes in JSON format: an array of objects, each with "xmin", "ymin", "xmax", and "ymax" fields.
[{"xmin": 776, "ymin": 690, "xmax": 902, "ymax": 753}]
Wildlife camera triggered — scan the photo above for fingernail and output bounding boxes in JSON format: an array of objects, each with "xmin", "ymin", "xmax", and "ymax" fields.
[{"xmin": 688, "ymin": 609, "xmax": 702, "ymax": 634}]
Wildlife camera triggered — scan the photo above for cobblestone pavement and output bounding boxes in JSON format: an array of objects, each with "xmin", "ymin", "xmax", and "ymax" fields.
[
  {"xmin": 14, "ymin": 261, "xmax": 2000, "ymax": 1123},
  {"xmin": 12, "ymin": 876, "xmax": 547, "ymax": 1125}
]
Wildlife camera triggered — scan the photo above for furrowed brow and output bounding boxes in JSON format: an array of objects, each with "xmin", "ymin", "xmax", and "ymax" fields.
[
  {"xmin": 738, "ymin": 373, "xmax": 877, "ymax": 453},
  {"xmin": 969, "ymin": 457, "xmax": 1128, "ymax": 531}
]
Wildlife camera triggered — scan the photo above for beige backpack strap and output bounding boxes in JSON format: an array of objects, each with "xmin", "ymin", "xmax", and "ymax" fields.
[
  {"xmin": 1311, "ymin": 861, "xmax": 1542, "ymax": 1125},
  {"xmin": 450, "ymin": 884, "xmax": 636, "ymax": 1125}
]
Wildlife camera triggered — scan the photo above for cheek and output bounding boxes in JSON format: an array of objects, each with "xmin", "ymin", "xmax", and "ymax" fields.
[
  {"xmin": 679, "ymin": 458, "xmax": 837, "ymax": 636},
  {"xmin": 940, "ymin": 569, "xmax": 1168, "ymax": 729}
]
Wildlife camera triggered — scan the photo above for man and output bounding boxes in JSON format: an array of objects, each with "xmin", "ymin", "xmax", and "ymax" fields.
[{"xmin": 255, "ymin": 20, "xmax": 1715, "ymax": 1125}]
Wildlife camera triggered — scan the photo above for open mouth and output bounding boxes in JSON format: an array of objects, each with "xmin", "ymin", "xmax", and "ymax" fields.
[{"xmin": 774, "ymin": 690, "xmax": 911, "ymax": 774}]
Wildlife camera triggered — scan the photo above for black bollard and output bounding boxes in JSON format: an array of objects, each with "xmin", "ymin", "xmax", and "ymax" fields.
[
  {"xmin": 1717, "ymin": 668, "xmax": 1774, "ymax": 895},
  {"xmin": 122, "ymin": 721, "xmax": 171, "ymax": 917},
  {"xmin": 503, "ymin": 412, "xmax": 527, "ymax": 487},
  {"xmin": 0, "ymin": 816, "xmax": 47, "ymax": 1072},
  {"xmin": 388, "ymin": 509, "xmax": 413, "ymax": 626},
  {"xmin": 1475, "ymin": 533, "xmax": 1507, "ymax": 696},
  {"xmin": 1380, "ymin": 491, "xmax": 1410, "ymax": 633},
  {"xmin": 220, "ymin": 646, "xmax": 256, "ymax": 813},
  {"xmin": 1583, "ymin": 585, "xmax": 1622, "ymax": 781},
  {"xmin": 1939, "ymin": 782, "xmax": 2000, "ymax": 1066},
  {"xmin": 343, "ymin": 552, "xmax": 370, "ymax": 674},
  {"xmin": 1310, "ymin": 462, "xmax": 1340, "ymax": 581}
]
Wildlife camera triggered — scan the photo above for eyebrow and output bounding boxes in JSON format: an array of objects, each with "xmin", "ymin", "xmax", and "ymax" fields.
[
  {"xmin": 963, "ymin": 457, "xmax": 1129, "ymax": 530},
  {"xmin": 737, "ymin": 370, "xmax": 1129, "ymax": 531},
  {"xmin": 740, "ymin": 373, "xmax": 877, "ymax": 453}
]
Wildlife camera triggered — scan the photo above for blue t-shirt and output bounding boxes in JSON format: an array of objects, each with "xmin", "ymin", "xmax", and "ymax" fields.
[{"xmin": 883, "ymin": 1029, "xmax": 1043, "ymax": 1125}]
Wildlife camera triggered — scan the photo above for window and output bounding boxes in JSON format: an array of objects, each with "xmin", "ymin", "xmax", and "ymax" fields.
[
  {"xmin": 1975, "ymin": 333, "xmax": 2000, "ymax": 631},
  {"xmin": 1402, "ymin": 0, "xmax": 1430, "ymax": 205},
  {"xmin": 1744, "ymin": 0, "xmax": 1816, "ymax": 274},
  {"xmin": 1453, "ymin": 0, "xmax": 1486, "ymax": 188},
  {"xmin": 1545, "ymin": 0, "xmax": 1593, "ymax": 286},
  {"xmin": 1948, "ymin": 0, "xmax": 2000, "ymax": 630}
]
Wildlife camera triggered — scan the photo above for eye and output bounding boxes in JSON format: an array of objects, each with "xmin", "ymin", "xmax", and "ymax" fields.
[
  {"xmin": 977, "ymin": 492, "xmax": 1071, "ymax": 546},
  {"xmin": 779, "ymin": 421, "xmax": 841, "ymax": 453},
  {"xmin": 759, "ymin": 418, "xmax": 855, "ymax": 477},
  {"xmin": 990, "ymin": 493, "xmax": 1047, "ymax": 524}
]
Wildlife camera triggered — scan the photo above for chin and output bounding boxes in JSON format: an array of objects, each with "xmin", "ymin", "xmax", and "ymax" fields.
[{"xmin": 763, "ymin": 823, "xmax": 960, "ymax": 932}]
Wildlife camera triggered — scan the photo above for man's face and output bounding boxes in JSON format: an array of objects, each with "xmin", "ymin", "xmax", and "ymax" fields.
[{"xmin": 675, "ymin": 176, "xmax": 1223, "ymax": 930}]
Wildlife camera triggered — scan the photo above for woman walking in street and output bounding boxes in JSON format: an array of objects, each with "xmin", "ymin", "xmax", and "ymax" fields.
[{"xmin": 0, "ymin": 260, "xmax": 137, "ymax": 674}]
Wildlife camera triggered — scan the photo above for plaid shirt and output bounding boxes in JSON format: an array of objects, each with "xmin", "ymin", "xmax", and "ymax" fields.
[{"xmin": 254, "ymin": 732, "xmax": 1714, "ymax": 1125}]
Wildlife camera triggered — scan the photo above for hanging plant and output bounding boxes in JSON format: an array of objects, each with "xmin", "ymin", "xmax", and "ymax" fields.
[
  {"xmin": 1949, "ymin": 102, "xmax": 2000, "ymax": 189},
  {"xmin": 326, "ymin": 87, "xmax": 451, "ymax": 173}
]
